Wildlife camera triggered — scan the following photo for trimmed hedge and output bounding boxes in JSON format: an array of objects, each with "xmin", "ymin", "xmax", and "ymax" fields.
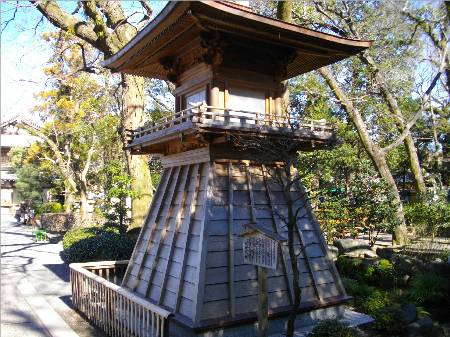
[
  {"xmin": 308, "ymin": 319, "xmax": 359, "ymax": 337},
  {"xmin": 62, "ymin": 226, "xmax": 138, "ymax": 263},
  {"xmin": 37, "ymin": 201, "xmax": 64, "ymax": 215}
]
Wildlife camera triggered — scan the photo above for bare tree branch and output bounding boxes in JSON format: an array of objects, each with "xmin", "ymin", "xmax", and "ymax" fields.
[
  {"xmin": 382, "ymin": 48, "xmax": 448, "ymax": 153},
  {"xmin": 1, "ymin": 1, "xmax": 19, "ymax": 33}
]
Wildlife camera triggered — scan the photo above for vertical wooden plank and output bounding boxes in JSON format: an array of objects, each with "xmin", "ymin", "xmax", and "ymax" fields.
[
  {"xmin": 157, "ymin": 312, "xmax": 160, "ymax": 337},
  {"xmin": 174, "ymin": 163, "xmax": 202, "ymax": 312},
  {"xmin": 245, "ymin": 164, "xmax": 257, "ymax": 222},
  {"xmin": 245, "ymin": 163, "xmax": 260, "ymax": 290},
  {"xmin": 261, "ymin": 164, "xmax": 294, "ymax": 304},
  {"xmin": 151, "ymin": 312, "xmax": 155, "ymax": 337},
  {"xmin": 124, "ymin": 167, "xmax": 173, "ymax": 289},
  {"xmin": 156, "ymin": 164, "xmax": 192, "ymax": 304},
  {"xmin": 279, "ymin": 166, "xmax": 323, "ymax": 302},
  {"xmin": 257, "ymin": 266, "xmax": 268, "ymax": 337},
  {"xmin": 106, "ymin": 288, "xmax": 110, "ymax": 336},
  {"xmin": 191, "ymin": 161, "xmax": 211, "ymax": 323},
  {"xmin": 294, "ymin": 177, "xmax": 347, "ymax": 296},
  {"xmin": 144, "ymin": 309, "xmax": 148, "ymax": 337},
  {"xmin": 127, "ymin": 298, "xmax": 131, "ymax": 337},
  {"xmin": 227, "ymin": 162, "xmax": 236, "ymax": 317},
  {"xmin": 143, "ymin": 166, "xmax": 183, "ymax": 298}
]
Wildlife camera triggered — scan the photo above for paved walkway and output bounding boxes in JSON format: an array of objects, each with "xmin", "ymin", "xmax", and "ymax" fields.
[{"xmin": 1, "ymin": 213, "xmax": 105, "ymax": 337}]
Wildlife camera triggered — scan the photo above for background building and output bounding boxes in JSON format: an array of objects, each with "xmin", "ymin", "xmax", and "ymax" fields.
[{"xmin": 0, "ymin": 116, "xmax": 40, "ymax": 213}]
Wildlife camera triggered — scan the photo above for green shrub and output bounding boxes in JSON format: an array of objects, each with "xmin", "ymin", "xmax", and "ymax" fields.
[
  {"xmin": 371, "ymin": 305, "xmax": 406, "ymax": 334},
  {"xmin": 345, "ymin": 279, "xmax": 406, "ymax": 334},
  {"xmin": 374, "ymin": 259, "xmax": 396, "ymax": 288},
  {"xmin": 342, "ymin": 277, "xmax": 376, "ymax": 299},
  {"xmin": 37, "ymin": 201, "xmax": 63, "ymax": 215},
  {"xmin": 336, "ymin": 256, "xmax": 364, "ymax": 279},
  {"xmin": 62, "ymin": 226, "xmax": 138, "ymax": 263},
  {"xmin": 404, "ymin": 193, "xmax": 450, "ymax": 237},
  {"xmin": 361, "ymin": 289, "xmax": 391, "ymax": 313},
  {"xmin": 308, "ymin": 319, "xmax": 359, "ymax": 337},
  {"xmin": 408, "ymin": 273, "xmax": 448, "ymax": 305}
]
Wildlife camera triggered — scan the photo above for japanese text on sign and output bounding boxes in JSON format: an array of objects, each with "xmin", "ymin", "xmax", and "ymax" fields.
[{"xmin": 243, "ymin": 233, "xmax": 277, "ymax": 270}]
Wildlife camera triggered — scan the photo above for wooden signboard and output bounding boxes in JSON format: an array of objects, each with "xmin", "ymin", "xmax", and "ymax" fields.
[
  {"xmin": 240, "ymin": 222, "xmax": 287, "ymax": 337},
  {"xmin": 243, "ymin": 233, "xmax": 278, "ymax": 270}
]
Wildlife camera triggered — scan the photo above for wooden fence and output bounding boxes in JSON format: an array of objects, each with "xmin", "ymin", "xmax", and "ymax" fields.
[
  {"xmin": 70, "ymin": 261, "xmax": 172, "ymax": 337},
  {"xmin": 127, "ymin": 105, "xmax": 334, "ymax": 142}
]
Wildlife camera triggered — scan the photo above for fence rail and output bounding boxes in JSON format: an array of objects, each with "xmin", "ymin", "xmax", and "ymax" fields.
[
  {"xmin": 70, "ymin": 261, "xmax": 171, "ymax": 337},
  {"xmin": 128, "ymin": 105, "xmax": 334, "ymax": 143}
]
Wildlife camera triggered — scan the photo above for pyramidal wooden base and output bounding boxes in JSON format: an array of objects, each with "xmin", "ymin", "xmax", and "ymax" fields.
[{"xmin": 122, "ymin": 148, "xmax": 347, "ymax": 332}]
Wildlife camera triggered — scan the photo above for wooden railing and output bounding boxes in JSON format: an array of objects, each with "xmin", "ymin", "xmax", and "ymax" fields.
[
  {"xmin": 127, "ymin": 105, "xmax": 334, "ymax": 143},
  {"xmin": 70, "ymin": 261, "xmax": 172, "ymax": 337}
]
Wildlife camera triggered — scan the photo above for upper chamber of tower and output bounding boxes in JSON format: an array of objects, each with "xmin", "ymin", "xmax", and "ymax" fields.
[{"xmin": 103, "ymin": 1, "xmax": 371, "ymax": 157}]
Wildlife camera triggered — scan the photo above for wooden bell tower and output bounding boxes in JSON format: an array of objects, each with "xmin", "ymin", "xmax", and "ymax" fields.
[{"xmin": 103, "ymin": 2, "xmax": 371, "ymax": 336}]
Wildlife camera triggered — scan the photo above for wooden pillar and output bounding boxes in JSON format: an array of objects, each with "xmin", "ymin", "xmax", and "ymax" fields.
[
  {"xmin": 258, "ymin": 266, "xmax": 268, "ymax": 337},
  {"xmin": 210, "ymin": 84, "xmax": 219, "ymax": 108}
]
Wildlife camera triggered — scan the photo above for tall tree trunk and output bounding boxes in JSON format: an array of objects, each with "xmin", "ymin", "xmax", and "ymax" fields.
[
  {"xmin": 276, "ymin": 3, "xmax": 302, "ymax": 337},
  {"xmin": 361, "ymin": 54, "xmax": 426, "ymax": 194},
  {"xmin": 404, "ymin": 135, "xmax": 426, "ymax": 194},
  {"xmin": 277, "ymin": 0, "xmax": 293, "ymax": 111},
  {"xmin": 79, "ymin": 180, "xmax": 89, "ymax": 224},
  {"xmin": 64, "ymin": 181, "xmax": 76, "ymax": 213},
  {"xmin": 121, "ymin": 74, "xmax": 153, "ymax": 228},
  {"xmin": 319, "ymin": 67, "xmax": 408, "ymax": 245},
  {"xmin": 32, "ymin": 0, "xmax": 155, "ymax": 230},
  {"xmin": 284, "ymin": 167, "xmax": 302, "ymax": 337}
]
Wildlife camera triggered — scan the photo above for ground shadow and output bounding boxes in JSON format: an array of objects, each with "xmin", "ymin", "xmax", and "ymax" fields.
[
  {"xmin": 2, "ymin": 308, "xmax": 49, "ymax": 336},
  {"xmin": 1, "ymin": 241, "xmax": 51, "ymax": 257},
  {"xmin": 43, "ymin": 263, "xmax": 70, "ymax": 283},
  {"xmin": 59, "ymin": 295, "xmax": 109, "ymax": 337},
  {"xmin": 59, "ymin": 294, "xmax": 74, "ymax": 309}
]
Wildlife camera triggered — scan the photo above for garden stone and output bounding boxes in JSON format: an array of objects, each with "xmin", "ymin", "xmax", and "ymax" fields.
[
  {"xmin": 334, "ymin": 239, "xmax": 371, "ymax": 254},
  {"xmin": 377, "ymin": 247, "xmax": 395, "ymax": 260},
  {"xmin": 400, "ymin": 274, "xmax": 410, "ymax": 286},
  {"xmin": 362, "ymin": 258, "xmax": 378, "ymax": 269},
  {"xmin": 401, "ymin": 303, "xmax": 417, "ymax": 324},
  {"xmin": 407, "ymin": 317, "xmax": 433, "ymax": 335},
  {"xmin": 327, "ymin": 245, "xmax": 339, "ymax": 260},
  {"xmin": 343, "ymin": 248, "xmax": 378, "ymax": 258}
]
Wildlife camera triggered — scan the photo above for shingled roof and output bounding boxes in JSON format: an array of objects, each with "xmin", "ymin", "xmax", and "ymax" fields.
[{"xmin": 103, "ymin": 1, "xmax": 371, "ymax": 80}]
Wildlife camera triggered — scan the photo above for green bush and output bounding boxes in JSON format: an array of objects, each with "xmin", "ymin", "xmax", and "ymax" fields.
[
  {"xmin": 374, "ymin": 259, "xmax": 396, "ymax": 288},
  {"xmin": 62, "ymin": 226, "xmax": 138, "ymax": 263},
  {"xmin": 408, "ymin": 273, "xmax": 448, "ymax": 305},
  {"xmin": 336, "ymin": 256, "xmax": 364, "ymax": 279},
  {"xmin": 342, "ymin": 277, "xmax": 376, "ymax": 299},
  {"xmin": 308, "ymin": 319, "xmax": 359, "ymax": 337},
  {"xmin": 404, "ymin": 194, "xmax": 450, "ymax": 237},
  {"xmin": 362, "ymin": 289, "xmax": 391, "ymax": 313},
  {"xmin": 344, "ymin": 277, "xmax": 407, "ymax": 334},
  {"xmin": 371, "ymin": 305, "xmax": 406, "ymax": 334},
  {"xmin": 37, "ymin": 201, "xmax": 64, "ymax": 215}
]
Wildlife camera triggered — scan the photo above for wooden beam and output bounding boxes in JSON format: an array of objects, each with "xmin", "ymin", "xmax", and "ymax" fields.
[
  {"xmin": 174, "ymin": 163, "xmax": 202, "ymax": 312},
  {"xmin": 139, "ymin": 166, "xmax": 182, "ymax": 295},
  {"xmin": 156, "ymin": 164, "xmax": 192, "ymax": 304},
  {"xmin": 227, "ymin": 161, "xmax": 236, "ymax": 317},
  {"xmin": 261, "ymin": 164, "xmax": 294, "ymax": 304},
  {"xmin": 123, "ymin": 167, "xmax": 173, "ymax": 289},
  {"xmin": 192, "ymin": 162, "xmax": 212, "ymax": 323},
  {"xmin": 294, "ymin": 176, "xmax": 347, "ymax": 297},
  {"xmin": 278, "ymin": 167, "xmax": 323, "ymax": 302},
  {"xmin": 257, "ymin": 266, "xmax": 268, "ymax": 337},
  {"xmin": 245, "ymin": 163, "xmax": 257, "ymax": 223}
]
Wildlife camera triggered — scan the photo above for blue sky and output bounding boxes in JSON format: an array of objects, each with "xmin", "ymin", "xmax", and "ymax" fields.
[{"xmin": 1, "ymin": 1, "xmax": 167, "ymax": 122}]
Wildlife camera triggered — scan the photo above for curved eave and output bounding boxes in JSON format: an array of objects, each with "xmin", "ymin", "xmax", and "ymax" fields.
[{"xmin": 102, "ymin": 1, "xmax": 372, "ymax": 79}]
